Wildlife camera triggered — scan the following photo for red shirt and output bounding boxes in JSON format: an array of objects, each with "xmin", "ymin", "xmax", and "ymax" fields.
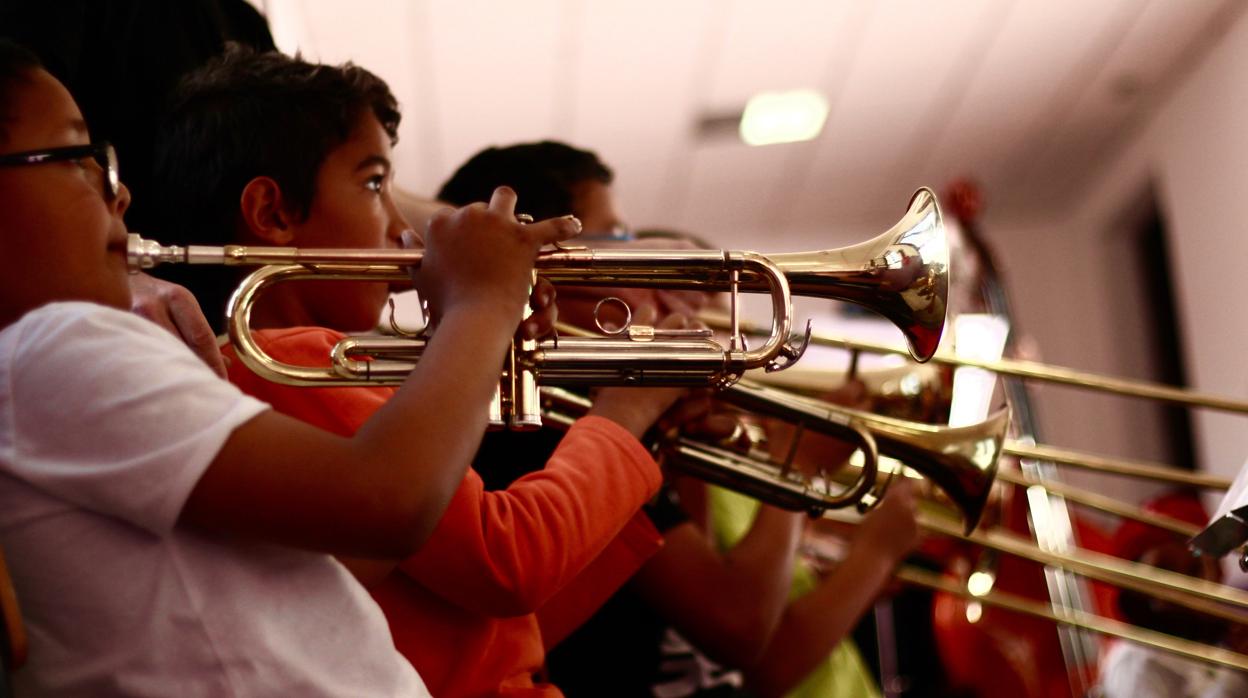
[{"xmin": 224, "ymin": 327, "xmax": 664, "ymax": 697}]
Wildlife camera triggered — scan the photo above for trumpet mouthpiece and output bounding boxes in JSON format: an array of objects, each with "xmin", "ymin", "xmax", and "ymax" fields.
[{"xmin": 126, "ymin": 234, "xmax": 185, "ymax": 271}]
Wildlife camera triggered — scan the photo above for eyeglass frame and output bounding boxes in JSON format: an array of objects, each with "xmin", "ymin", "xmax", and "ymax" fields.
[{"xmin": 0, "ymin": 141, "xmax": 120, "ymax": 201}]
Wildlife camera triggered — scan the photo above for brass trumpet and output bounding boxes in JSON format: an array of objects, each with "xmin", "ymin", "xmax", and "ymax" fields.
[
  {"xmin": 546, "ymin": 314, "xmax": 1004, "ymax": 530},
  {"xmin": 539, "ymin": 386, "xmax": 893, "ymax": 515},
  {"xmin": 719, "ymin": 378, "xmax": 1006, "ymax": 533},
  {"xmin": 538, "ymin": 382, "xmax": 1007, "ymax": 533},
  {"xmin": 128, "ymin": 187, "xmax": 949, "ymax": 430}
]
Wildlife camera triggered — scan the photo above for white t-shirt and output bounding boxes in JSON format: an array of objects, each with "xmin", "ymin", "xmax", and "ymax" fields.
[
  {"xmin": 0, "ymin": 302, "xmax": 427, "ymax": 697},
  {"xmin": 1100, "ymin": 641, "xmax": 1248, "ymax": 698}
]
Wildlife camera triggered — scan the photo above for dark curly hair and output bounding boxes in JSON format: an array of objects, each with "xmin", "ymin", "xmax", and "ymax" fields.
[
  {"xmin": 0, "ymin": 39, "xmax": 42, "ymax": 147},
  {"xmin": 437, "ymin": 140, "xmax": 612, "ymax": 220},
  {"xmin": 151, "ymin": 45, "xmax": 401, "ymax": 329}
]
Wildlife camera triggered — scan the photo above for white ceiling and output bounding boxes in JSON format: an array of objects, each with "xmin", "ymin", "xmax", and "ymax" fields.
[{"xmin": 259, "ymin": 0, "xmax": 1242, "ymax": 249}]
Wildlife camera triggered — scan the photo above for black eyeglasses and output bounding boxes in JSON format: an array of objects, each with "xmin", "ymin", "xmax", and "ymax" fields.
[{"xmin": 0, "ymin": 142, "xmax": 120, "ymax": 201}]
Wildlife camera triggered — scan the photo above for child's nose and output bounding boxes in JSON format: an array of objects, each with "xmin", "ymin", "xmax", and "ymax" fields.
[
  {"xmin": 113, "ymin": 181, "xmax": 132, "ymax": 217},
  {"xmin": 386, "ymin": 218, "xmax": 411, "ymax": 247},
  {"xmin": 385, "ymin": 199, "xmax": 412, "ymax": 246}
]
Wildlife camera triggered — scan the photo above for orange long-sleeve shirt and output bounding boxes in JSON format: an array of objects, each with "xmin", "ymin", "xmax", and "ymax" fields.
[{"xmin": 224, "ymin": 327, "xmax": 665, "ymax": 697}]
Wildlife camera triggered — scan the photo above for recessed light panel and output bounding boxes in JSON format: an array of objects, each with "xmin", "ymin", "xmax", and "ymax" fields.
[{"xmin": 739, "ymin": 89, "xmax": 829, "ymax": 146}]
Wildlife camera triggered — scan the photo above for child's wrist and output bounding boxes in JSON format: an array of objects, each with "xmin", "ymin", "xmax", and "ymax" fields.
[
  {"xmin": 587, "ymin": 400, "xmax": 658, "ymax": 439},
  {"xmin": 440, "ymin": 297, "xmax": 525, "ymax": 327},
  {"xmin": 849, "ymin": 534, "xmax": 907, "ymax": 573},
  {"xmin": 587, "ymin": 407, "xmax": 650, "ymax": 439}
]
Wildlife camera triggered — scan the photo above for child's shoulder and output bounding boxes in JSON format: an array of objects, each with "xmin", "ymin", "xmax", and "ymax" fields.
[
  {"xmin": 8, "ymin": 299, "xmax": 143, "ymax": 334},
  {"xmin": 1, "ymin": 301, "xmax": 192, "ymax": 380},
  {"xmin": 5, "ymin": 301, "xmax": 150, "ymax": 342}
]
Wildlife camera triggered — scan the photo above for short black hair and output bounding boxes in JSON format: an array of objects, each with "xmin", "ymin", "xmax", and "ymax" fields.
[
  {"xmin": 154, "ymin": 45, "xmax": 400, "ymax": 245},
  {"xmin": 0, "ymin": 39, "xmax": 42, "ymax": 147},
  {"xmin": 151, "ymin": 45, "xmax": 400, "ymax": 329},
  {"xmin": 437, "ymin": 141, "xmax": 612, "ymax": 220}
]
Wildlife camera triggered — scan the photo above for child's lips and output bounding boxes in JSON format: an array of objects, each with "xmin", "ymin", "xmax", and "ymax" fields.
[
  {"xmin": 106, "ymin": 236, "xmax": 129, "ymax": 264},
  {"xmin": 106, "ymin": 227, "xmax": 130, "ymax": 253}
]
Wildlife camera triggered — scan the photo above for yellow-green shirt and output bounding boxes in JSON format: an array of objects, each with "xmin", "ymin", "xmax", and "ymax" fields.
[{"xmin": 708, "ymin": 486, "xmax": 882, "ymax": 698}]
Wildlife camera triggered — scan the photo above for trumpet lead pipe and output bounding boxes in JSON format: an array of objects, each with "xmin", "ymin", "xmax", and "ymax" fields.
[{"xmin": 127, "ymin": 234, "xmax": 420, "ymax": 269}]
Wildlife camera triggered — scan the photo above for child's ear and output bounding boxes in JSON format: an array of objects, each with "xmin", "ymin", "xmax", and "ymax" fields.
[{"xmin": 239, "ymin": 177, "xmax": 295, "ymax": 244}]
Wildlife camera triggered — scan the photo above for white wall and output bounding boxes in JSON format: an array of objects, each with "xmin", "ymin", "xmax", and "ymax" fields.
[
  {"xmin": 1150, "ymin": 22, "xmax": 1248, "ymax": 486},
  {"xmin": 983, "ymin": 6, "xmax": 1248, "ymax": 506}
]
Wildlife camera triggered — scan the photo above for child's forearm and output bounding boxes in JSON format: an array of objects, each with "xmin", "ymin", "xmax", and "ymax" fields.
[
  {"xmin": 744, "ymin": 544, "xmax": 898, "ymax": 697},
  {"xmin": 354, "ymin": 303, "xmax": 523, "ymax": 544},
  {"xmin": 710, "ymin": 505, "xmax": 804, "ymax": 652},
  {"xmin": 636, "ymin": 504, "xmax": 803, "ymax": 668},
  {"xmin": 184, "ymin": 302, "xmax": 522, "ymax": 559},
  {"xmin": 399, "ymin": 416, "xmax": 662, "ymax": 615}
]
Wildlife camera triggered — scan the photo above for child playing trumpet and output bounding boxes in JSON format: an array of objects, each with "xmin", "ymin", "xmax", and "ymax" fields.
[
  {"xmin": 0, "ymin": 39, "xmax": 581, "ymax": 696},
  {"xmin": 150, "ymin": 46, "xmax": 695, "ymax": 697}
]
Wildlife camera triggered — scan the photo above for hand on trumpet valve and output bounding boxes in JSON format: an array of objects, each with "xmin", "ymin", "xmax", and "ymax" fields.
[
  {"xmin": 657, "ymin": 394, "xmax": 745, "ymax": 445},
  {"xmin": 410, "ymin": 186, "xmax": 582, "ymax": 325},
  {"xmin": 854, "ymin": 479, "xmax": 922, "ymax": 567},
  {"xmin": 553, "ymin": 234, "xmax": 714, "ymax": 333},
  {"xmin": 653, "ymin": 288, "xmax": 712, "ymax": 318},
  {"xmin": 587, "ymin": 306, "xmax": 701, "ymax": 438},
  {"xmin": 522, "ymin": 278, "xmax": 558, "ymax": 341},
  {"xmin": 820, "ymin": 378, "xmax": 870, "ymax": 411},
  {"xmin": 760, "ymin": 378, "xmax": 872, "ymax": 479}
]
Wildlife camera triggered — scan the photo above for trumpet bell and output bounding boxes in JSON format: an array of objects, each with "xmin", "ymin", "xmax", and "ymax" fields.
[
  {"xmin": 724, "ymin": 378, "xmax": 1007, "ymax": 533},
  {"xmin": 764, "ymin": 187, "xmax": 948, "ymax": 362},
  {"xmin": 874, "ymin": 407, "xmax": 1009, "ymax": 533}
]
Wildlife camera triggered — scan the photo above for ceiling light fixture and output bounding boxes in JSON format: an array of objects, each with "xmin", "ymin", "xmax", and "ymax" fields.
[{"xmin": 739, "ymin": 89, "xmax": 829, "ymax": 146}]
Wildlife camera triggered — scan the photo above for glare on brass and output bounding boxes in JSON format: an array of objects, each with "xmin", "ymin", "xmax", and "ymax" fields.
[
  {"xmin": 738, "ymin": 361, "xmax": 947, "ymax": 423},
  {"xmin": 716, "ymin": 353, "xmax": 1227, "ymax": 537},
  {"xmin": 127, "ymin": 188, "xmax": 948, "ymax": 430},
  {"xmin": 532, "ymin": 186, "xmax": 947, "ymax": 362}
]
